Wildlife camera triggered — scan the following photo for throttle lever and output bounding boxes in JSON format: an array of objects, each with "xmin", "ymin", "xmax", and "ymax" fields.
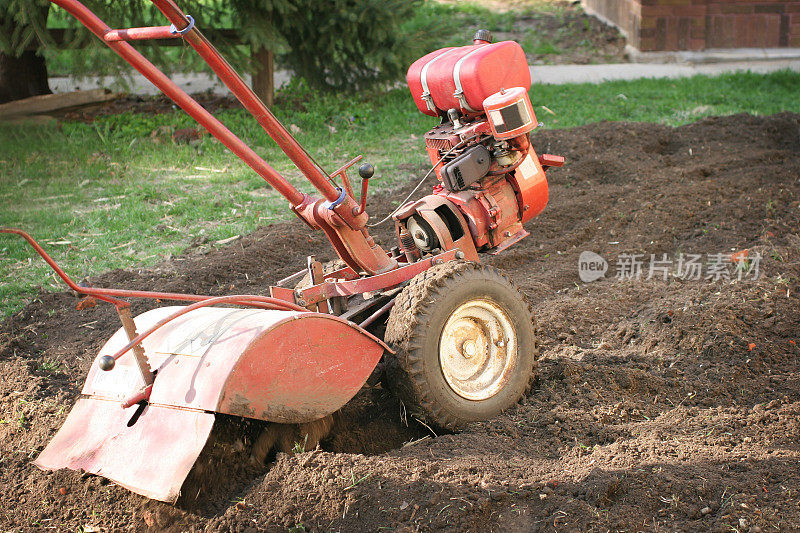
[{"xmin": 354, "ymin": 162, "xmax": 374, "ymax": 216}]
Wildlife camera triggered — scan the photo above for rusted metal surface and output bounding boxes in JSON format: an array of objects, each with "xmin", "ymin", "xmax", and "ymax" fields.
[
  {"xmin": 34, "ymin": 398, "xmax": 214, "ymax": 503},
  {"xmin": 85, "ymin": 306, "xmax": 387, "ymax": 423},
  {"xmin": 115, "ymin": 306, "xmax": 154, "ymax": 386},
  {"xmin": 438, "ymin": 298, "xmax": 518, "ymax": 400},
  {"xmin": 395, "ymin": 196, "xmax": 480, "ymax": 262},
  {"xmin": 298, "ymin": 249, "xmax": 460, "ymax": 306},
  {"xmin": 103, "ymin": 25, "xmax": 179, "ymax": 42}
]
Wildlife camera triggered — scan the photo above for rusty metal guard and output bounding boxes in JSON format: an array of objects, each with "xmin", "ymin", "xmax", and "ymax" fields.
[
  {"xmin": 34, "ymin": 399, "xmax": 214, "ymax": 502},
  {"xmin": 34, "ymin": 306, "xmax": 386, "ymax": 502}
]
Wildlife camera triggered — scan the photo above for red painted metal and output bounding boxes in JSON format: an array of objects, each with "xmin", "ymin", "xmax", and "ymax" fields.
[
  {"xmin": 217, "ymin": 312, "xmax": 385, "ymax": 421},
  {"xmin": 356, "ymin": 177, "xmax": 370, "ymax": 216},
  {"xmin": 394, "ymin": 195, "xmax": 480, "ymax": 262},
  {"xmin": 333, "ymin": 156, "xmax": 361, "ymax": 200},
  {"xmin": 106, "ymin": 295, "xmax": 309, "ymax": 365},
  {"xmin": 293, "ymin": 197, "xmax": 397, "ymax": 275},
  {"xmin": 81, "ymin": 306, "xmax": 387, "ymax": 422},
  {"xmin": 358, "ymin": 298, "xmax": 396, "ymax": 329},
  {"xmin": 508, "ymin": 147, "xmax": 549, "ymax": 225},
  {"xmin": 322, "ymin": 265, "xmax": 360, "ymax": 282},
  {"xmin": 49, "ymin": 0, "xmax": 305, "ymax": 207},
  {"xmin": 146, "ymin": 0, "xmax": 395, "ymax": 274},
  {"xmin": 441, "ymin": 177, "xmax": 527, "ymax": 250},
  {"xmin": 298, "ymin": 250, "xmax": 459, "ymax": 306},
  {"xmin": 407, "ymin": 40, "xmax": 531, "ymax": 116},
  {"xmin": 268, "ymin": 285, "xmax": 297, "ymax": 303},
  {"xmin": 36, "ymin": 303, "xmax": 388, "ymax": 502},
  {"xmin": 149, "ymin": 0, "xmax": 340, "ymax": 203},
  {"xmin": 121, "ymin": 384, "xmax": 153, "ymax": 408},
  {"xmin": 34, "ymin": 398, "xmax": 215, "ymax": 503},
  {"xmin": 482, "ymin": 86, "xmax": 537, "ymax": 140},
  {"xmin": 104, "ymin": 26, "xmax": 178, "ymax": 42},
  {"xmin": 19, "ymin": 1, "xmax": 567, "ymax": 506},
  {"xmin": 0, "ymin": 228, "xmax": 305, "ymax": 310},
  {"xmin": 539, "ymin": 153, "xmax": 565, "ymax": 169},
  {"xmin": 47, "ymin": 0, "xmax": 396, "ymax": 275}
]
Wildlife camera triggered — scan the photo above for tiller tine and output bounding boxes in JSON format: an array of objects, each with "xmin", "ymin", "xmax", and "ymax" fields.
[{"xmin": 34, "ymin": 306, "xmax": 387, "ymax": 502}]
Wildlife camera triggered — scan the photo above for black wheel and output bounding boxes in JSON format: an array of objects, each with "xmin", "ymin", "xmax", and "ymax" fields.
[{"xmin": 384, "ymin": 261, "xmax": 538, "ymax": 430}]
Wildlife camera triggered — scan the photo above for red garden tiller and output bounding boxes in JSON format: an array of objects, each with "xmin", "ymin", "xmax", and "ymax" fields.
[{"xmin": 1, "ymin": 0, "xmax": 563, "ymax": 502}]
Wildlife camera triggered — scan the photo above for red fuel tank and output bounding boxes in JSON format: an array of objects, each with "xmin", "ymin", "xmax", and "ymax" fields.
[{"xmin": 407, "ymin": 41, "xmax": 531, "ymax": 117}]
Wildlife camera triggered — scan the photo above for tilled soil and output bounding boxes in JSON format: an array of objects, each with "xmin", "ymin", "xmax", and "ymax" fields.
[{"xmin": 1, "ymin": 113, "xmax": 799, "ymax": 532}]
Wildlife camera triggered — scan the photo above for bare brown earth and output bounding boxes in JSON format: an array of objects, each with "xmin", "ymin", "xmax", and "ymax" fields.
[
  {"xmin": 439, "ymin": 0, "xmax": 627, "ymax": 65},
  {"xmin": 1, "ymin": 112, "xmax": 799, "ymax": 532}
]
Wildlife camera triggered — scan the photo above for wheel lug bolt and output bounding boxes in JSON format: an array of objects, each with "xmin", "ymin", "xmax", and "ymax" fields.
[{"xmin": 462, "ymin": 340, "xmax": 477, "ymax": 358}]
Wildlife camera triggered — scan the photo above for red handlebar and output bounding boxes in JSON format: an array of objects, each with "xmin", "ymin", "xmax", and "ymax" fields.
[{"xmin": 46, "ymin": 0, "xmax": 397, "ymax": 275}]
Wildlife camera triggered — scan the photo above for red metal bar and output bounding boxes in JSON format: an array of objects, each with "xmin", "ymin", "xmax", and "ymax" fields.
[
  {"xmin": 356, "ymin": 177, "xmax": 370, "ymax": 216},
  {"xmin": 299, "ymin": 250, "xmax": 459, "ymax": 306},
  {"xmin": 0, "ymin": 228, "xmax": 306, "ymax": 310},
  {"xmin": 122, "ymin": 384, "xmax": 153, "ymax": 408},
  {"xmin": 49, "ymin": 0, "xmax": 305, "ymax": 207},
  {"xmin": 104, "ymin": 26, "xmax": 178, "ymax": 42},
  {"xmin": 358, "ymin": 298, "xmax": 395, "ymax": 329},
  {"xmin": 2, "ymin": 227, "xmax": 127, "ymax": 307},
  {"xmin": 47, "ymin": 0, "xmax": 398, "ymax": 276},
  {"xmin": 148, "ymin": 0, "xmax": 342, "ymax": 204},
  {"xmin": 331, "ymin": 155, "xmax": 362, "ymax": 201}
]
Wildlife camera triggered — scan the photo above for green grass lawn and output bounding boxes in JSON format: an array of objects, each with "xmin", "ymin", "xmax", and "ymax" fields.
[{"xmin": 2, "ymin": 69, "xmax": 799, "ymax": 318}]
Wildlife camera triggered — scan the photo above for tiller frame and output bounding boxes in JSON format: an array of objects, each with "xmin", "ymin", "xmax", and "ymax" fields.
[{"xmin": 4, "ymin": 0, "xmax": 565, "ymax": 503}]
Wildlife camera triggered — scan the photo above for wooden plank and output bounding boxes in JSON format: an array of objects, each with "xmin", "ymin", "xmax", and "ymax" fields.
[{"xmin": 0, "ymin": 89, "xmax": 118, "ymax": 120}]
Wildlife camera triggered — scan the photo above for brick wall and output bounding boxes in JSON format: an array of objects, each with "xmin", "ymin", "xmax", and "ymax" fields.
[{"xmin": 582, "ymin": 0, "xmax": 800, "ymax": 52}]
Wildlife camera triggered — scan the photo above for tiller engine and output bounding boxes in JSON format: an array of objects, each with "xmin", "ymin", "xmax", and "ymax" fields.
[{"xmin": 2, "ymin": 0, "xmax": 563, "ymax": 503}]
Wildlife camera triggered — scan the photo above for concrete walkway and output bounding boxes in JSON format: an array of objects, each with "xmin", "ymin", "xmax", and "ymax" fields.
[
  {"xmin": 48, "ymin": 59, "xmax": 800, "ymax": 96},
  {"xmin": 530, "ymin": 59, "xmax": 800, "ymax": 84}
]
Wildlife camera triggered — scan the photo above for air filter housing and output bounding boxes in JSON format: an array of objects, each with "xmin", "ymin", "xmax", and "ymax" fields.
[{"xmin": 482, "ymin": 87, "xmax": 536, "ymax": 140}]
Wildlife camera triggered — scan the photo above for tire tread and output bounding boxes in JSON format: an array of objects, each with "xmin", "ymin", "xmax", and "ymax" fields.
[{"xmin": 384, "ymin": 260, "xmax": 539, "ymax": 430}]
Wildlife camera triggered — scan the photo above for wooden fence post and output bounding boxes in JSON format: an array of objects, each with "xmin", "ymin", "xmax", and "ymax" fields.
[{"xmin": 252, "ymin": 45, "xmax": 274, "ymax": 108}]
